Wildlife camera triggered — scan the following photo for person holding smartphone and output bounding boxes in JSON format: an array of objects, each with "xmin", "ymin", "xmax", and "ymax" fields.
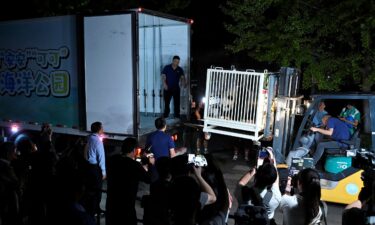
[
  {"xmin": 106, "ymin": 138, "xmax": 153, "ymax": 225},
  {"xmin": 280, "ymin": 168, "xmax": 327, "ymax": 225},
  {"xmin": 237, "ymin": 147, "xmax": 281, "ymax": 224}
]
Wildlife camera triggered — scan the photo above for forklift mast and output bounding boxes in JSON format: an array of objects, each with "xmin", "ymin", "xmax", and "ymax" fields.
[{"xmin": 268, "ymin": 68, "xmax": 303, "ymax": 163}]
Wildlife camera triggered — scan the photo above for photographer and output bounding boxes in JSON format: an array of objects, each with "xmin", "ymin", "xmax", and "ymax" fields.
[
  {"xmin": 106, "ymin": 137, "xmax": 154, "ymax": 225},
  {"xmin": 345, "ymin": 152, "xmax": 375, "ymax": 225},
  {"xmin": 236, "ymin": 148, "xmax": 281, "ymax": 224},
  {"xmin": 169, "ymin": 165, "xmax": 217, "ymax": 225},
  {"xmin": 280, "ymin": 168, "xmax": 327, "ymax": 225}
]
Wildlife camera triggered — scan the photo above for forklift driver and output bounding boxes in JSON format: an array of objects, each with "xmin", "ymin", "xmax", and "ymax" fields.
[{"xmin": 310, "ymin": 115, "xmax": 350, "ymax": 166}]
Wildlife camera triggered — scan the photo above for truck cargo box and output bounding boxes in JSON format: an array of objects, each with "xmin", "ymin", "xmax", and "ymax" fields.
[{"xmin": 0, "ymin": 9, "xmax": 191, "ymax": 140}]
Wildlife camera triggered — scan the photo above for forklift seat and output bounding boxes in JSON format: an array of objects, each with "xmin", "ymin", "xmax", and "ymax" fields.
[
  {"xmin": 324, "ymin": 129, "xmax": 360, "ymax": 173},
  {"xmin": 325, "ymin": 128, "xmax": 360, "ymax": 156}
]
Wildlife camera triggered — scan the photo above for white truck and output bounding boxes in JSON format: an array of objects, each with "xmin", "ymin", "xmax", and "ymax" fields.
[{"xmin": 0, "ymin": 9, "xmax": 192, "ymax": 140}]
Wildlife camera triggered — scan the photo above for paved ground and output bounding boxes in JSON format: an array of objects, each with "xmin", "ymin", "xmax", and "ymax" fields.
[{"xmin": 99, "ymin": 133, "xmax": 345, "ymax": 225}]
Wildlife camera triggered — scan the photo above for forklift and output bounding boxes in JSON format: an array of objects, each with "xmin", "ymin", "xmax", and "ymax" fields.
[{"xmin": 203, "ymin": 67, "xmax": 375, "ymax": 204}]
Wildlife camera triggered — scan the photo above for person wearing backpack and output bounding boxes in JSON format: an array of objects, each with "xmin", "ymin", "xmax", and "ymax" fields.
[
  {"xmin": 280, "ymin": 168, "xmax": 327, "ymax": 225},
  {"xmin": 235, "ymin": 148, "xmax": 281, "ymax": 225}
]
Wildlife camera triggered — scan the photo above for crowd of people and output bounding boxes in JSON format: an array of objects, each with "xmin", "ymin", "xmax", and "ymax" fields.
[{"xmin": 0, "ymin": 100, "xmax": 372, "ymax": 225}]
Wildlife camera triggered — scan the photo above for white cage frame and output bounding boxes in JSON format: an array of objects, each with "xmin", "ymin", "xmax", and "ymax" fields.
[{"xmin": 203, "ymin": 68, "xmax": 268, "ymax": 140}]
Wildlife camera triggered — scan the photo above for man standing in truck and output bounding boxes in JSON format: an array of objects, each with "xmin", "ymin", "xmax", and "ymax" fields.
[{"xmin": 162, "ymin": 55, "xmax": 186, "ymax": 119}]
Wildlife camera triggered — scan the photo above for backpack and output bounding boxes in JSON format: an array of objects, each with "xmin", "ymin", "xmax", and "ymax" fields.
[{"xmin": 234, "ymin": 187, "xmax": 272, "ymax": 225}]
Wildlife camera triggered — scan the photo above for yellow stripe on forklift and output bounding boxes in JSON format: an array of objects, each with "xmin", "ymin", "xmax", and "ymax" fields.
[
  {"xmin": 321, "ymin": 170, "xmax": 363, "ymax": 205},
  {"xmin": 277, "ymin": 164, "xmax": 289, "ymax": 169}
]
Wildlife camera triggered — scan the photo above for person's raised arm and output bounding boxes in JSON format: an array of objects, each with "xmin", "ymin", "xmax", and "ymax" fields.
[
  {"xmin": 238, "ymin": 167, "xmax": 256, "ymax": 186},
  {"xmin": 266, "ymin": 148, "xmax": 279, "ymax": 188},
  {"xmin": 193, "ymin": 166, "xmax": 217, "ymax": 205}
]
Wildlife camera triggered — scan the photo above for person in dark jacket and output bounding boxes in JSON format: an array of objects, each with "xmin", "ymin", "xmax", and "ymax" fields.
[{"xmin": 106, "ymin": 138, "xmax": 153, "ymax": 225}]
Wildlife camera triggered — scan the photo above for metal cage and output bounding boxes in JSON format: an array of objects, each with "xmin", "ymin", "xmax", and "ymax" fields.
[{"xmin": 203, "ymin": 68, "xmax": 268, "ymax": 140}]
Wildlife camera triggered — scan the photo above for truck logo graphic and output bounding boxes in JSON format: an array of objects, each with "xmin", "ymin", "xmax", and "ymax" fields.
[{"xmin": 0, "ymin": 47, "xmax": 70, "ymax": 97}]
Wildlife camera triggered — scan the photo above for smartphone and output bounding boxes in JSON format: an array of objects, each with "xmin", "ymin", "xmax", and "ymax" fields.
[
  {"xmin": 188, "ymin": 154, "xmax": 195, "ymax": 164},
  {"xmin": 188, "ymin": 154, "xmax": 208, "ymax": 167},
  {"xmin": 259, "ymin": 149, "xmax": 269, "ymax": 159}
]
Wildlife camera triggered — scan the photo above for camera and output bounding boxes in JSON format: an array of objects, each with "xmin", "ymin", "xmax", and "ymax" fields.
[
  {"xmin": 286, "ymin": 157, "xmax": 314, "ymax": 194},
  {"xmin": 256, "ymin": 147, "xmax": 271, "ymax": 168},
  {"xmin": 352, "ymin": 150, "xmax": 375, "ymax": 171},
  {"xmin": 188, "ymin": 154, "xmax": 208, "ymax": 167},
  {"xmin": 352, "ymin": 150, "xmax": 375, "ymax": 202},
  {"xmin": 135, "ymin": 146, "xmax": 154, "ymax": 165}
]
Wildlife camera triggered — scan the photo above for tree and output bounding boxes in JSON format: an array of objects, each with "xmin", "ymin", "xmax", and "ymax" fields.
[{"xmin": 223, "ymin": 0, "xmax": 375, "ymax": 92}]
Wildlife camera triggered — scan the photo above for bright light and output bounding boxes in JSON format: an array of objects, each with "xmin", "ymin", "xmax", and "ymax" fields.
[
  {"xmin": 135, "ymin": 148, "xmax": 142, "ymax": 157},
  {"xmin": 188, "ymin": 19, "xmax": 194, "ymax": 24},
  {"xmin": 202, "ymin": 97, "xmax": 206, "ymax": 104},
  {"xmin": 11, "ymin": 125, "xmax": 19, "ymax": 133},
  {"xmin": 138, "ymin": 7, "xmax": 143, "ymax": 12},
  {"xmin": 99, "ymin": 134, "xmax": 105, "ymax": 142}
]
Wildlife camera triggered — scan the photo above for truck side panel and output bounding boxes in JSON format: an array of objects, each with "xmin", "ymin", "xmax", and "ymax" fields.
[
  {"xmin": 0, "ymin": 16, "xmax": 79, "ymax": 127},
  {"xmin": 84, "ymin": 14, "xmax": 136, "ymax": 135}
]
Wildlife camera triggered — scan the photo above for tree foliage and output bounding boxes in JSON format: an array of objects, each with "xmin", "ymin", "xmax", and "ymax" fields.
[{"xmin": 223, "ymin": 0, "xmax": 375, "ymax": 91}]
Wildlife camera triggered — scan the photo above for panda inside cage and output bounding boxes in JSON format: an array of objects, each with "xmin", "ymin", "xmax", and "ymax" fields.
[{"xmin": 205, "ymin": 69, "xmax": 265, "ymax": 125}]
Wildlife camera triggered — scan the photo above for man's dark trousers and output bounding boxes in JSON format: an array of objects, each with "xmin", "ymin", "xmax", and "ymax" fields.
[{"xmin": 164, "ymin": 88, "xmax": 180, "ymax": 118}]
